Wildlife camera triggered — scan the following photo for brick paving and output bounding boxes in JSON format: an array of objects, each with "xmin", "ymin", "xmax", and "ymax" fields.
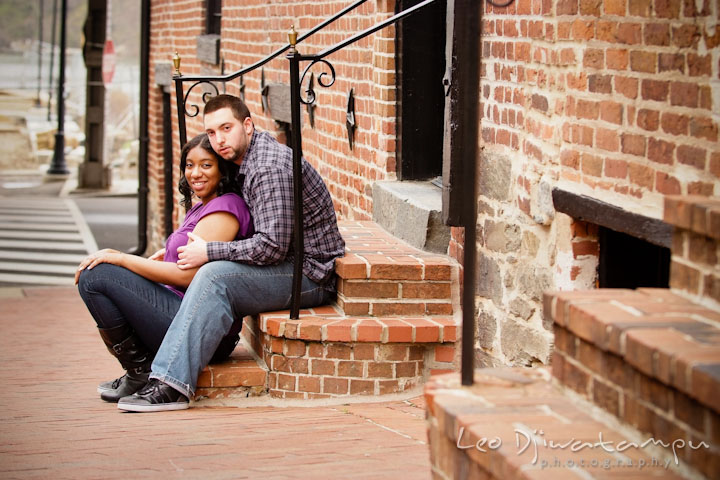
[{"xmin": 0, "ymin": 286, "xmax": 431, "ymax": 479}]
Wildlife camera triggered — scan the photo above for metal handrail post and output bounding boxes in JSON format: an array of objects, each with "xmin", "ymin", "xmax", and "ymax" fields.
[{"xmin": 287, "ymin": 43, "xmax": 304, "ymax": 320}]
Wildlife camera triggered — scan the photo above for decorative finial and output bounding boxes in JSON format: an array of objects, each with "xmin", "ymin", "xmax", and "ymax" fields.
[
  {"xmin": 172, "ymin": 51, "xmax": 181, "ymax": 76},
  {"xmin": 288, "ymin": 24, "xmax": 298, "ymax": 54}
]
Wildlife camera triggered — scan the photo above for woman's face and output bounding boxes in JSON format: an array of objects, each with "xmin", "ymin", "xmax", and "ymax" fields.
[{"xmin": 185, "ymin": 146, "xmax": 222, "ymax": 202}]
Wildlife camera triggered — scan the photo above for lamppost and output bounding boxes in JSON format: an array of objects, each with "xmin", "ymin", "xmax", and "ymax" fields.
[
  {"xmin": 47, "ymin": 0, "xmax": 58, "ymax": 121},
  {"xmin": 35, "ymin": 0, "xmax": 44, "ymax": 107},
  {"xmin": 47, "ymin": 0, "xmax": 68, "ymax": 176}
]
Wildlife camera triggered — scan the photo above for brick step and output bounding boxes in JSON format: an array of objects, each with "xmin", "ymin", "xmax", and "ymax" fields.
[
  {"xmin": 194, "ymin": 220, "xmax": 461, "ymax": 401},
  {"xmin": 426, "ymin": 368, "xmax": 700, "ymax": 479},
  {"xmin": 335, "ymin": 221, "xmax": 457, "ymax": 317},
  {"xmin": 544, "ymin": 288, "xmax": 720, "ymax": 479},
  {"xmin": 195, "ymin": 342, "xmax": 267, "ymax": 400},
  {"xmin": 239, "ymin": 305, "xmax": 459, "ymax": 399}
]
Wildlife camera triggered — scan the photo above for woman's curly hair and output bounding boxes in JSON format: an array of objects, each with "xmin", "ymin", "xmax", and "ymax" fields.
[{"xmin": 178, "ymin": 133, "xmax": 241, "ymax": 211}]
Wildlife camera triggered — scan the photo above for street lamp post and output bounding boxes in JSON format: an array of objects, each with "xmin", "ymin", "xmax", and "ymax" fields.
[
  {"xmin": 47, "ymin": 0, "xmax": 69, "ymax": 176},
  {"xmin": 47, "ymin": 0, "xmax": 58, "ymax": 121},
  {"xmin": 35, "ymin": 0, "xmax": 44, "ymax": 107}
]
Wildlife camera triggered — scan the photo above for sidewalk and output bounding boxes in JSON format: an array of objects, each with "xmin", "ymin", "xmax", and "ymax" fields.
[{"xmin": 0, "ymin": 286, "xmax": 432, "ymax": 479}]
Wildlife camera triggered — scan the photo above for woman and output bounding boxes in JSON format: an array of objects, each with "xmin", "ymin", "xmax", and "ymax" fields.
[{"xmin": 76, "ymin": 133, "xmax": 253, "ymax": 403}]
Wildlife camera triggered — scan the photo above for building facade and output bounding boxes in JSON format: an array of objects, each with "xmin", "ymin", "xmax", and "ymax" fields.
[{"xmin": 144, "ymin": 0, "xmax": 720, "ymax": 369}]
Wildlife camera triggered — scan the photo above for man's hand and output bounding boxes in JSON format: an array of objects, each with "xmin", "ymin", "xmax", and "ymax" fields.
[{"xmin": 177, "ymin": 232, "xmax": 209, "ymax": 270}]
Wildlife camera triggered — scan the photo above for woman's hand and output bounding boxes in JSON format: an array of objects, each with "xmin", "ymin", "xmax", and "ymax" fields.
[
  {"xmin": 74, "ymin": 249, "xmax": 124, "ymax": 284},
  {"xmin": 148, "ymin": 248, "xmax": 165, "ymax": 261}
]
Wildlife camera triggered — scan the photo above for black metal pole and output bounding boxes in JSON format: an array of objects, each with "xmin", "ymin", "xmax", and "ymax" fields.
[
  {"xmin": 287, "ymin": 49, "xmax": 304, "ymax": 320},
  {"xmin": 129, "ymin": 0, "xmax": 150, "ymax": 256},
  {"xmin": 162, "ymin": 90, "xmax": 174, "ymax": 238},
  {"xmin": 457, "ymin": 0, "xmax": 480, "ymax": 386},
  {"xmin": 174, "ymin": 76, "xmax": 188, "ymax": 149},
  {"xmin": 47, "ymin": 0, "xmax": 57, "ymax": 121},
  {"xmin": 47, "ymin": 0, "xmax": 68, "ymax": 175},
  {"xmin": 35, "ymin": 0, "xmax": 44, "ymax": 107}
]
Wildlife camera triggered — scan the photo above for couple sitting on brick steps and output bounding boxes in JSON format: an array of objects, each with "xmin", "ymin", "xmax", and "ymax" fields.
[{"xmin": 76, "ymin": 94, "xmax": 345, "ymax": 412}]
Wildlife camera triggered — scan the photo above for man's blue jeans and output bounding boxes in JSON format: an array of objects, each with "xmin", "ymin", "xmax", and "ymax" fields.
[{"xmin": 150, "ymin": 260, "xmax": 334, "ymax": 397}]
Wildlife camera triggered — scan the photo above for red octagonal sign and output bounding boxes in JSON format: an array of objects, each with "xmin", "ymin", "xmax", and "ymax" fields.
[{"xmin": 102, "ymin": 39, "xmax": 116, "ymax": 86}]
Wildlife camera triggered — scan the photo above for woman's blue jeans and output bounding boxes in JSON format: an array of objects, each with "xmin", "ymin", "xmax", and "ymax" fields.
[
  {"xmin": 150, "ymin": 260, "xmax": 333, "ymax": 398},
  {"xmin": 77, "ymin": 263, "xmax": 181, "ymax": 353}
]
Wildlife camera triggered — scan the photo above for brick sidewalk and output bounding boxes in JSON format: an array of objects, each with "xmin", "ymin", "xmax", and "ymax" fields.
[{"xmin": 0, "ymin": 287, "xmax": 431, "ymax": 479}]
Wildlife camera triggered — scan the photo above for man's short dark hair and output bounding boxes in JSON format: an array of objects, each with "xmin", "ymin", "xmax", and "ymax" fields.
[{"xmin": 204, "ymin": 94, "xmax": 251, "ymax": 122}]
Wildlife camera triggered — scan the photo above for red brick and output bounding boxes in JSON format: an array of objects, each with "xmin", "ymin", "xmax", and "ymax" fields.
[
  {"xmin": 656, "ymin": 0, "xmax": 680, "ymax": 18},
  {"xmin": 630, "ymin": 50, "xmax": 656, "ymax": 73},
  {"xmin": 605, "ymin": 159, "xmax": 628, "ymax": 178},
  {"xmin": 656, "ymin": 172, "xmax": 682, "ymax": 194},
  {"xmin": 337, "ymin": 360, "xmax": 365, "ymax": 377},
  {"xmin": 605, "ymin": 48, "xmax": 629, "ymax": 70},
  {"xmin": 381, "ymin": 319, "xmax": 413, "ymax": 342},
  {"xmin": 356, "ymin": 319, "xmax": 383, "ymax": 342},
  {"xmin": 596, "ymin": 128, "xmax": 619, "ymax": 151},
  {"xmin": 647, "ymin": 138, "xmax": 675, "ymax": 164},
  {"xmin": 297, "ymin": 375, "xmax": 321, "ymax": 393},
  {"xmin": 350, "ymin": 379, "xmax": 375, "ymax": 394},
  {"xmin": 277, "ymin": 373, "xmax": 297, "ymax": 391},
  {"xmin": 434, "ymin": 345, "xmax": 455, "ymax": 363},
  {"xmin": 323, "ymin": 377, "xmax": 349, "ymax": 395},
  {"xmin": 412, "ymin": 319, "xmax": 441, "ymax": 342},
  {"xmin": 641, "ymin": 79, "xmax": 669, "ymax": 101},
  {"xmin": 334, "ymin": 255, "xmax": 367, "ymax": 279},
  {"xmin": 599, "ymin": 101, "xmax": 623, "ymax": 124},
  {"xmin": 367, "ymin": 362, "xmax": 394, "ymax": 378},
  {"xmin": 617, "ymin": 22, "xmax": 642, "ymax": 44},
  {"xmin": 688, "ymin": 53, "xmax": 712, "ymax": 76},
  {"xmin": 326, "ymin": 344, "xmax": 352, "ymax": 359},
  {"xmin": 636, "ymin": 108, "xmax": 659, "ymax": 131},
  {"xmin": 378, "ymin": 379, "xmax": 400, "ymax": 394},
  {"xmin": 690, "ymin": 116, "xmax": 718, "ymax": 141},
  {"xmin": 628, "ymin": 163, "xmax": 654, "ymax": 189},
  {"xmin": 311, "ymin": 359, "xmax": 336, "ymax": 376},
  {"xmin": 644, "ymin": 23, "xmax": 670, "ymax": 45},
  {"xmin": 583, "ymin": 48, "xmax": 604, "ymax": 69},
  {"xmin": 307, "ymin": 343, "xmax": 324, "ymax": 358},
  {"xmin": 341, "ymin": 281, "xmax": 398, "ymax": 298},
  {"xmin": 673, "ymin": 24, "xmax": 700, "ymax": 48},
  {"xmin": 659, "ymin": 52, "xmax": 685, "ymax": 73},
  {"xmin": 621, "ymin": 133, "xmax": 646, "ymax": 156},
  {"xmin": 662, "ymin": 112, "xmax": 690, "ymax": 135},
  {"xmin": 372, "ymin": 302, "xmax": 425, "ymax": 316},
  {"xmin": 592, "ymin": 378, "xmax": 620, "ymax": 417},
  {"xmin": 370, "ymin": 262, "xmax": 422, "ymax": 281},
  {"xmin": 629, "ymin": 0, "xmax": 651, "ymax": 16},
  {"xmin": 614, "ymin": 75, "xmax": 638, "ymax": 98},
  {"xmin": 284, "ymin": 339, "xmax": 307, "ymax": 357},
  {"xmin": 353, "ymin": 343, "xmax": 375, "ymax": 361},
  {"xmin": 409, "ymin": 346, "xmax": 424, "ymax": 361},
  {"xmin": 402, "ymin": 283, "xmax": 451, "ymax": 299},
  {"xmin": 605, "ymin": 0, "xmax": 626, "ymax": 15},
  {"xmin": 677, "ymin": 145, "xmax": 707, "ymax": 170},
  {"xmin": 670, "ymin": 82, "xmax": 698, "ymax": 107},
  {"xmin": 325, "ymin": 319, "xmax": 355, "ymax": 342}
]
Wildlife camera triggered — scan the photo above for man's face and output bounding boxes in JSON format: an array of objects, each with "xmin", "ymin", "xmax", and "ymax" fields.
[{"xmin": 204, "ymin": 107, "xmax": 253, "ymax": 165}]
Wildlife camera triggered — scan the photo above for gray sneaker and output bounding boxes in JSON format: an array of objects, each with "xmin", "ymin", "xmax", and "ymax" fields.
[{"xmin": 117, "ymin": 379, "xmax": 189, "ymax": 412}]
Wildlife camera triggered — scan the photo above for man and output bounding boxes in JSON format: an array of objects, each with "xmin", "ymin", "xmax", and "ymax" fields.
[{"xmin": 117, "ymin": 94, "xmax": 345, "ymax": 412}]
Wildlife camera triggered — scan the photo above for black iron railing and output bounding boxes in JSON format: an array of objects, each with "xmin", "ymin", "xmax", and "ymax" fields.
[{"xmin": 172, "ymin": 0, "xmax": 515, "ymax": 386}]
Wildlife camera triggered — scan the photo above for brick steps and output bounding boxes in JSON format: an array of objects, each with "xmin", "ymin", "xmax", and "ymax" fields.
[
  {"xmin": 426, "ymin": 368, "xmax": 691, "ymax": 479},
  {"xmin": 195, "ymin": 220, "xmax": 460, "ymax": 401},
  {"xmin": 195, "ymin": 343, "xmax": 267, "ymax": 400}
]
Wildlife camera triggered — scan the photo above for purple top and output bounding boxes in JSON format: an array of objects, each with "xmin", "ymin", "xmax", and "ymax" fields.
[{"xmin": 164, "ymin": 193, "xmax": 253, "ymax": 297}]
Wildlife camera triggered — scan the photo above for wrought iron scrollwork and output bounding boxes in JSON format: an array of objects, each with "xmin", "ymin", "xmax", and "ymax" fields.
[
  {"xmin": 299, "ymin": 58, "xmax": 336, "ymax": 106},
  {"xmin": 182, "ymin": 80, "xmax": 219, "ymax": 118}
]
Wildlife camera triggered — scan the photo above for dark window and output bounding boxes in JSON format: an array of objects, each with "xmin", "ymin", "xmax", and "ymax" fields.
[
  {"xmin": 598, "ymin": 227, "xmax": 670, "ymax": 289},
  {"xmin": 206, "ymin": 0, "xmax": 221, "ymax": 35},
  {"xmin": 396, "ymin": 0, "xmax": 446, "ymax": 181}
]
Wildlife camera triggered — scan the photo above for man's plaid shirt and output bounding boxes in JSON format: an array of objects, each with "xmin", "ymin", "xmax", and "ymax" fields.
[{"xmin": 206, "ymin": 130, "xmax": 345, "ymax": 290}]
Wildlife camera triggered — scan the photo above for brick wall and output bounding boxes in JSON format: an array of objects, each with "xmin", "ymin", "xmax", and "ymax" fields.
[
  {"xmin": 466, "ymin": 0, "xmax": 720, "ymax": 367},
  {"xmin": 146, "ymin": 0, "xmax": 399, "ymax": 253}
]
